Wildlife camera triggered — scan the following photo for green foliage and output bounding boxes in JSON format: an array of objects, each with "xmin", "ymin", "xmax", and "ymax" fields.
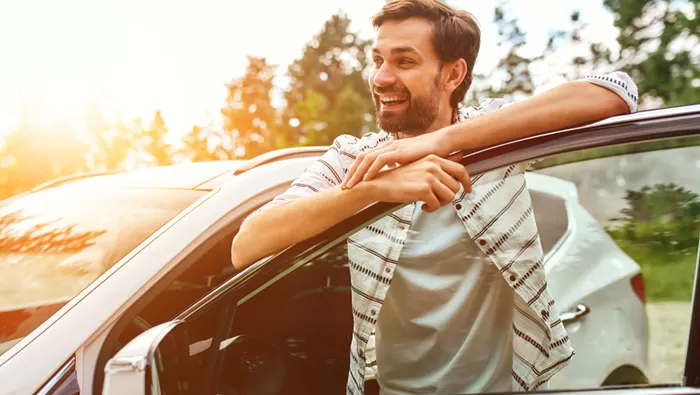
[
  {"xmin": 603, "ymin": 0, "xmax": 700, "ymax": 107},
  {"xmin": 616, "ymin": 241, "xmax": 696, "ymax": 301},
  {"xmin": 220, "ymin": 56, "xmax": 277, "ymax": 159},
  {"xmin": 468, "ymin": 1, "xmax": 540, "ymax": 104},
  {"xmin": 281, "ymin": 12, "xmax": 375, "ymax": 146},
  {"xmin": 604, "ymin": 182, "xmax": 700, "ymax": 301},
  {"xmin": 606, "ymin": 183, "xmax": 700, "ymax": 250}
]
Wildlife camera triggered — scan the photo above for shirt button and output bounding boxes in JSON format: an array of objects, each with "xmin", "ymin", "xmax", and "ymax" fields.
[
  {"xmin": 478, "ymin": 239, "xmax": 487, "ymax": 246},
  {"xmin": 455, "ymin": 203, "xmax": 462, "ymax": 210},
  {"xmin": 509, "ymin": 274, "xmax": 517, "ymax": 282},
  {"xmin": 370, "ymin": 309, "xmax": 377, "ymax": 316},
  {"xmin": 385, "ymin": 267, "xmax": 392, "ymax": 273},
  {"xmin": 541, "ymin": 310, "xmax": 549, "ymax": 319}
]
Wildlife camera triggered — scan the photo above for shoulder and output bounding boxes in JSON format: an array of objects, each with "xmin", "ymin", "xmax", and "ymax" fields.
[
  {"xmin": 330, "ymin": 130, "xmax": 395, "ymax": 156},
  {"xmin": 459, "ymin": 98, "xmax": 511, "ymax": 120}
]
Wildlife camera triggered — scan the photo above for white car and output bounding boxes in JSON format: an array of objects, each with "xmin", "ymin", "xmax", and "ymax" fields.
[{"xmin": 2, "ymin": 105, "xmax": 700, "ymax": 395}]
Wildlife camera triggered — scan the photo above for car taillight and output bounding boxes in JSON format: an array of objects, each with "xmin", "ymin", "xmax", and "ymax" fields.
[{"xmin": 631, "ymin": 273, "xmax": 646, "ymax": 304}]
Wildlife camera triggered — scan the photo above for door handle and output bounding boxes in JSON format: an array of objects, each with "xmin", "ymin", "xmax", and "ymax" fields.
[{"xmin": 560, "ymin": 304, "xmax": 590, "ymax": 324}]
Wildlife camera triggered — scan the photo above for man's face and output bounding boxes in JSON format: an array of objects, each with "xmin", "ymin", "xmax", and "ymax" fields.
[{"xmin": 370, "ymin": 17, "xmax": 445, "ymax": 136}]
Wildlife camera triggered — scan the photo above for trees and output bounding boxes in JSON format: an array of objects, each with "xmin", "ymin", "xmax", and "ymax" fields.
[
  {"xmin": 0, "ymin": 118, "xmax": 88, "ymax": 200},
  {"xmin": 139, "ymin": 110, "xmax": 172, "ymax": 166},
  {"xmin": 603, "ymin": 0, "xmax": 699, "ymax": 107},
  {"xmin": 220, "ymin": 56, "xmax": 277, "ymax": 159},
  {"xmin": 281, "ymin": 12, "xmax": 375, "ymax": 147}
]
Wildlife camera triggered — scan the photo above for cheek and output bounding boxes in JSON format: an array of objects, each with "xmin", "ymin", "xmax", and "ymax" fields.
[{"xmin": 400, "ymin": 71, "xmax": 423, "ymax": 91}]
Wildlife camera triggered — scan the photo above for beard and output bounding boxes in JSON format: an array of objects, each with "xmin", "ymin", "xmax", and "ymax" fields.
[{"xmin": 373, "ymin": 73, "xmax": 442, "ymax": 136}]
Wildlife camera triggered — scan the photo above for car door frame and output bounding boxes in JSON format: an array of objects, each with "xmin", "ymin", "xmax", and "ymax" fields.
[{"xmin": 127, "ymin": 104, "xmax": 700, "ymax": 394}]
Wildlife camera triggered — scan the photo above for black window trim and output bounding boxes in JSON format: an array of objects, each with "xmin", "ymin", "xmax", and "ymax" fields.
[{"xmin": 177, "ymin": 107, "xmax": 700, "ymax": 390}]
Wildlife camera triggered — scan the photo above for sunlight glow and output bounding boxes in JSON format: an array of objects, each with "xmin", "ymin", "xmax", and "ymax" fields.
[{"xmin": 0, "ymin": 0, "xmax": 612, "ymax": 138}]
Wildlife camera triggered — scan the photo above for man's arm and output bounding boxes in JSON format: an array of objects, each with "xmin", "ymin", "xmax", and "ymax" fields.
[
  {"xmin": 230, "ymin": 183, "xmax": 375, "ymax": 270},
  {"xmin": 231, "ymin": 154, "xmax": 470, "ymax": 270},
  {"xmin": 342, "ymin": 71, "xmax": 639, "ymax": 188},
  {"xmin": 436, "ymin": 74, "xmax": 635, "ymax": 156}
]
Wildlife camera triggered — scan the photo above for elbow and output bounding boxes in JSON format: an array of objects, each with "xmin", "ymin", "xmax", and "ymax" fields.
[
  {"xmin": 230, "ymin": 231, "xmax": 251, "ymax": 271},
  {"xmin": 609, "ymin": 93, "xmax": 632, "ymax": 116}
]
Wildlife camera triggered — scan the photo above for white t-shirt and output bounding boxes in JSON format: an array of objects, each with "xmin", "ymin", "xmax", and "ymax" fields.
[{"xmin": 375, "ymin": 203, "xmax": 515, "ymax": 395}]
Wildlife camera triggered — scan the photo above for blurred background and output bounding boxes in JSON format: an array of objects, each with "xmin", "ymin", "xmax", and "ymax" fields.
[{"xmin": 0, "ymin": 0, "xmax": 697, "ymax": 199}]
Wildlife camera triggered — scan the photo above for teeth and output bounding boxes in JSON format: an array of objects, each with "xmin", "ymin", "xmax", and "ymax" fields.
[{"xmin": 380, "ymin": 96, "xmax": 406, "ymax": 103}]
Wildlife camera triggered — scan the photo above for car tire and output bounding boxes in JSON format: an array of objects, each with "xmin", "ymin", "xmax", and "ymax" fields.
[{"xmin": 601, "ymin": 365, "xmax": 649, "ymax": 386}]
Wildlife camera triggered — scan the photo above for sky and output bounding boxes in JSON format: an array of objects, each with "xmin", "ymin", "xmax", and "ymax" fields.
[{"xmin": 0, "ymin": 0, "xmax": 619, "ymax": 138}]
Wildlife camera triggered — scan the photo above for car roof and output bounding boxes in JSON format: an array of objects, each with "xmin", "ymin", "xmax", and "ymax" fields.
[{"xmin": 36, "ymin": 160, "xmax": 247, "ymax": 192}]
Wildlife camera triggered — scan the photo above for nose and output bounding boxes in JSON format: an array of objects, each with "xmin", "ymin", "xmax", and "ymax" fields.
[{"xmin": 371, "ymin": 63, "xmax": 397, "ymax": 88}]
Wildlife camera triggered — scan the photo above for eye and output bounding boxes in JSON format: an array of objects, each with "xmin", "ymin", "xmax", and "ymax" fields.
[
  {"xmin": 398, "ymin": 58, "xmax": 415, "ymax": 66},
  {"xmin": 373, "ymin": 57, "xmax": 383, "ymax": 66}
]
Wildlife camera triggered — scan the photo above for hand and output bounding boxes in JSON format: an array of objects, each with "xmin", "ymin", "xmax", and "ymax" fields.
[
  {"xmin": 341, "ymin": 131, "xmax": 459, "ymax": 189},
  {"xmin": 365, "ymin": 154, "xmax": 471, "ymax": 212}
]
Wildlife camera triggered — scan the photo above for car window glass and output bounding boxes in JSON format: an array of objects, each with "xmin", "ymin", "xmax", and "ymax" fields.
[
  {"xmin": 109, "ymin": 230, "xmax": 239, "ymax": 357},
  {"xmin": 531, "ymin": 137, "xmax": 700, "ymax": 389},
  {"xmin": 530, "ymin": 189, "xmax": 569, "ymax": 256},
  {"xmin": 219, "ymin": 243, "xmax": 352, "ymax": 395},
  {"xmin": 0, "ymin": 187, "xmax": 204, "ymax": 357}
]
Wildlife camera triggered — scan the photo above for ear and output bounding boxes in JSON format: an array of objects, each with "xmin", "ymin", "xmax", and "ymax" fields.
[{"xmin": 443, "ymin": 58, "xmax": 468, "ymax": 94}]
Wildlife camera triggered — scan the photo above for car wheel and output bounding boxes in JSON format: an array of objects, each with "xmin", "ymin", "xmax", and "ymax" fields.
[{"xmin": 601, "ymin": 365, "xmax": 649, "ymax": 386}]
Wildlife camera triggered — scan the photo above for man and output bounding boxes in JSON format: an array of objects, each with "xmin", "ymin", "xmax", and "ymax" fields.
[{"xmin": 231, "ymin": 0, "xmax": 638, "ymax": 394}]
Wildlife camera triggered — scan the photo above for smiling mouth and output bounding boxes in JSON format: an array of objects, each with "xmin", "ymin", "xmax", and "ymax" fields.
[{"xmin": 379, "ymin": 96, "xmax": 408, "ymax": 108}]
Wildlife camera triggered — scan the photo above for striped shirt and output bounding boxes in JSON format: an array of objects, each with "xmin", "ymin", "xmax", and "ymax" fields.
[{"xmin": 245, "ymin": 71, "xmax": 638, "ymax": 394}]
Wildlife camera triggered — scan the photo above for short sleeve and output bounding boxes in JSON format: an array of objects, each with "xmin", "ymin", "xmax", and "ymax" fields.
[
  {"xmin": 241, "ymin": 135, "xmax": 355, "ymax": 227},
  {"xmin": 579, "ymin": 71, "xmax": 639, "ymax": 113}
]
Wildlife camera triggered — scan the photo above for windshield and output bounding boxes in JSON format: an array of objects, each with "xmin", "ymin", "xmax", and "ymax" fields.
[{"xmin": 0, "ymin": 186, "xmax": 206, "ymax": 356}]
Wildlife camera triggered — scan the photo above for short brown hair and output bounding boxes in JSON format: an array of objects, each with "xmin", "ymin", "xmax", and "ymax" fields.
[{"xmin": 372, "ymin": 0, "xmax": 481, "ymax": 109}]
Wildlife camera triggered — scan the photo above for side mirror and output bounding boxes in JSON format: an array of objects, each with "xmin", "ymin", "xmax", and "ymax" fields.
[
  {"xmin": 102, "ymin": 320, "xmax": 186, "ymax": 395},
  {"xmin": 102, "ymin": 321, "xmax": 292, "ymax": 395}
]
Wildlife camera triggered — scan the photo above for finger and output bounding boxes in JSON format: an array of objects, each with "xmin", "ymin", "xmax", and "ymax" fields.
[
  {"xmin": 346, "ymin": 153, "xmax": 376, "ymax": 189},
  {"xmin": 430, "ymin": 177, "xmax": 458, "ymax": 206},
  {"xmin": 420, "ymin": 187, "xmax": 441, "ymax": 213},
  {"xmin": 439, "ymin": 159, "xmax": 472, "ymax": 193},
  {"xmin": 342, "ymin": 152, "xmax": 365, "ymax": 189},
  {"xmin": 433, "ymin": 167, "xmax": 461, "ymax": 195},
  {"xmin": 364, "ymin": 151, "xmax": 399, "ymax": 181}
]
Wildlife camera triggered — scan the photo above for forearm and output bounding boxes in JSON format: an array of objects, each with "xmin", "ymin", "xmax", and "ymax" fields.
[
  {"xmin": 231, "ymin": 183, "xmax": 376, "ymax": 270},
  {"xmin": 442, "ymin": 81, "xmax": 631, "ymax": 153}
]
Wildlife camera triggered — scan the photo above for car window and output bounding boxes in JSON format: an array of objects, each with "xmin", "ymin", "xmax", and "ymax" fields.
[
  {"xmin": 221, "ymin": 243, "xmax": 352, "ymax": 394},
  {"xmin": 108, "ymin": 230, "xmax": 239, "ymax": 355},
  {"xmin": 0, "ymin": 187, "xmax": 205, "ymax": 357},
  {"xmin": 530, "ymin": 189, "xmax": 569, "ymax": 256},
  {"xmin": 530, "ymin": 137, "xmax": 700, "ymax": 389}
]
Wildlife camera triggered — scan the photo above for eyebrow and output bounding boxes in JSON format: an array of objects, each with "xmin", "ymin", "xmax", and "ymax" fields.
[{"xmin": 372, "ymin": 46, "xmax": 421, "ymax": 56}]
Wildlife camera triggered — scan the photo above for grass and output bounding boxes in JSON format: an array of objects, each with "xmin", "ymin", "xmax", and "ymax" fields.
[{"xmin": 614, "ymin": 240, "xmax": 697, "ymax": 302}]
